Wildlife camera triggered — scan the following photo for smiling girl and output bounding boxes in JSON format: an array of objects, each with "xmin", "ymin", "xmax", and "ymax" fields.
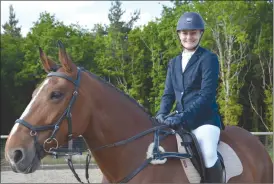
[{"xmin": 156, "ymin": 12, "xmax": 224, "ymax": 183}]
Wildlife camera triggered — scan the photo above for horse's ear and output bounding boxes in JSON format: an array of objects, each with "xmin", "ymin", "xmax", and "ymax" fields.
[
  {"xmin": 57, "ymin": 40, "xmax": 77, "ymax": 74},
  {"xmin": 39, "ymin": 47, "xmax": 58, "ymax": 73}
]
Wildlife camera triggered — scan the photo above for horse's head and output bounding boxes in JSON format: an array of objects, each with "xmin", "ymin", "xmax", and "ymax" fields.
[{"xmin": 5, "ymin": 41, "xmax": 91, "ymax": 173}]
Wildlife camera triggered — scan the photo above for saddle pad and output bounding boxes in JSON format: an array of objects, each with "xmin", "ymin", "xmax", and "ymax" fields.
[{"xmin": 175, "ymin": 134, "xmax": 243, "ymax": 183}]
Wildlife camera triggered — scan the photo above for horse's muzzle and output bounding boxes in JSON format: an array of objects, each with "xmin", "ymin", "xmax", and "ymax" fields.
[{"xmin": 6, "ymin": 147, "xmax": 41, "ymax": 173}]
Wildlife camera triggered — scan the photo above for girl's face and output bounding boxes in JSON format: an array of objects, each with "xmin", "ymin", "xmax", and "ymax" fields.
[{"xmin": 178, "ymin": 30, "xmax": 203, "ymax": 50}]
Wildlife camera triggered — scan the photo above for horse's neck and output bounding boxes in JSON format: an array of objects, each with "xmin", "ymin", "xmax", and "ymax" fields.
[{"xmin": 83, "ymin": 78, "xmax": 154, "ymax": 182}]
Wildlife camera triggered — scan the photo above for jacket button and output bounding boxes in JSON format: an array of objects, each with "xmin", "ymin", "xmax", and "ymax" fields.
[{"xmin": 181, "ymin": 92, "xmax": 184, "ymax": 95}]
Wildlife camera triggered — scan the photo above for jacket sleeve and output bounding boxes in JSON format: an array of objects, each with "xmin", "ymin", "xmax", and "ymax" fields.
[
  {"xmin": 180, "ymin": 53, "xmax": 219, "ymax": 122},
  {"xmin": 156, "ymin": 61, "xmax": 175, "ymax": 116}
]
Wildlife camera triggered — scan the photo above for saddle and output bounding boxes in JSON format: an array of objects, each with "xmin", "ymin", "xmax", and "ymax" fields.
[
  {"xmin": 176, "ymin": 128, "xmax": 225, "ymax": 183},
  {"xmin": 177, "ymin": 128, "xmax": 207, "ymax": 181}
]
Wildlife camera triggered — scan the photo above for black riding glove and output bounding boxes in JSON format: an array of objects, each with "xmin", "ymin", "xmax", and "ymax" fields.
[
  {"xmin": 164, "ymin": 113, "xmax": 186, "ymax": 129},
  {"xmin": 155, "ymin": 114, "xmax": 166, "ymax": 124}
]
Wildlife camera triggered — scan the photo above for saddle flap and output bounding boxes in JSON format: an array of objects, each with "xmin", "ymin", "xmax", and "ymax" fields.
[
  {"xmin": 176, "ymin": 134, "xmax": 243, "ymax": 183},
  {"xmin": 177, "ymin": 131, "xmax": 206, "ymax": 182}
]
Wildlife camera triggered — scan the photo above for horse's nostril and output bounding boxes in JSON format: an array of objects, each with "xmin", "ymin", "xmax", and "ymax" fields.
[{"xmin": 13, "ymin": 150, "xmax": 23, "ymax": 164}]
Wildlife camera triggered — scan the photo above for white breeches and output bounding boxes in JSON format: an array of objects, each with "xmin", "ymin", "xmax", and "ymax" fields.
[{"xmin": 191, "ymin": 124, "xmax": 220, "ymax": 168}]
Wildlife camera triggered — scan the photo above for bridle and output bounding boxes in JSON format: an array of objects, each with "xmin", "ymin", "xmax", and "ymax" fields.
[
  {"xmin": 14, "ymin": 67, "xmax": 191, "ymax": 183},
  {"xmin": 15, "ymin": 67, "xmax": 90, "ymax": 183},
  {"xmin": 15, "ymin": 67, "xmax": 81, "ymax": 157}
]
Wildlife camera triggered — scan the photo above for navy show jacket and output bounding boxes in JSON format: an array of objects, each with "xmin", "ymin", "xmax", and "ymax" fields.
[{"xmin": 156, "ymin": 46, "xmax": 222, "ymax": 130}]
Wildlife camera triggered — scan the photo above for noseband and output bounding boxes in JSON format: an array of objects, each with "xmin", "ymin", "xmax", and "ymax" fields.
[{"xmin": 15, "ymin": 67, "xmax": 82, "ymax": 158}]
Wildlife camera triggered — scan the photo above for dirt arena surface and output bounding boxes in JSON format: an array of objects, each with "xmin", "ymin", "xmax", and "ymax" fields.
[{"xmin": 1, "ymin": 168, "xmax": 103, "ymax": 183}]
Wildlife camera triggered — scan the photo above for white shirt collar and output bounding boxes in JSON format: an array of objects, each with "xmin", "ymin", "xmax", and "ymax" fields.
[{"xmin": 181, "ymin": 47, "xmax": 198, "ymax": 72}]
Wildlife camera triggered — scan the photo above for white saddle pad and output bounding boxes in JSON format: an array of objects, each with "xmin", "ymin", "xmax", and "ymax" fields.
[{"xmin": 175, "ymin": 134, "xmax": 243, "ymax": 183}]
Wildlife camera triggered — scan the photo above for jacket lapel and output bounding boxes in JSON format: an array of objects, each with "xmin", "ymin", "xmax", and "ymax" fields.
[
  {"xmin": 174, "ymin": 54, "xmax": 183, "ymax": 89},
  {"xmin": 183, "ymin": 46, "xmax": 203, "ymax": 74}
]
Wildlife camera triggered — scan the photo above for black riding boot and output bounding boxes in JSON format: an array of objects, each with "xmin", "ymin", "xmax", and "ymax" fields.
[{"xmin": 205, "ymin": 158, "xmax": 225, "ymax": 183}]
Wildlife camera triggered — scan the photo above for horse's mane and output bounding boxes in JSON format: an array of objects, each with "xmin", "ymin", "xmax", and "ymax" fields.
[{"xmin": 79, "ymin": 67, "xmax": 157, "ymax": 124}]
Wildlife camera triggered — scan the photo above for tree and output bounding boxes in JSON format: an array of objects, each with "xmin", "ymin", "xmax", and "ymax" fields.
[
  {"xmin": 1, "ymin": 4, "xmax": 24, "ymax": 134},
  {"xmin": 248, "ymin": 1, "xmax": 273, "ymax": 132},
  {"xmin": 94, "ymin": 0, "xmax": 140, "ymax": 93},
  {"xmin": 2, "ymin": 4, "xmax": 21, "ymax": 38},
  {"xmin": 1, "ymin": 0, "xmax": 272, "ymax": 135}
]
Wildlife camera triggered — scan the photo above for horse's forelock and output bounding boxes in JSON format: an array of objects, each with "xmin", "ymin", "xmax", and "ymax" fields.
[{"xmin": 51, "ymin": 65, "xmax": 61, "ymax": 72}]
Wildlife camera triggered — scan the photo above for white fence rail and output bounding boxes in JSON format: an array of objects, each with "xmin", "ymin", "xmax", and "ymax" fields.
[
  {"xmin": 1, "ymin": 132, "xmax": 273, "ymax": 139},
  {"xmin": 250, "ymin": 132, "xmax": 273, "ymax": 135}
]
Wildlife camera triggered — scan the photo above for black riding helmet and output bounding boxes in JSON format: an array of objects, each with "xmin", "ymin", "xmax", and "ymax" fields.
[
  {"xmin": 176, "ymin": 12, "xmax": 205, "ymax": 50},
  {"xmin": 177, "ymin": 12, "xmax": 205, "ymax": 31}
]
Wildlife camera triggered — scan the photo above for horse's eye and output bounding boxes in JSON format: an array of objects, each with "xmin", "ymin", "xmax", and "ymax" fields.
[{"xmin": 50, "ymin": 91, "xmax": 63, "ymax": 100}]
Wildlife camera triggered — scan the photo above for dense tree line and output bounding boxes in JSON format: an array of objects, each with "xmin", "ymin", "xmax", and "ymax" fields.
[{"xmin": 1, "ymin": 1, "xmax": 272, "ymax": 136}]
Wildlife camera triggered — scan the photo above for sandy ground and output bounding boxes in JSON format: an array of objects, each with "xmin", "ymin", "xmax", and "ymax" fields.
[{"xmin": 1, "ymin": 168, "xmax": 103, "ymax": 183}]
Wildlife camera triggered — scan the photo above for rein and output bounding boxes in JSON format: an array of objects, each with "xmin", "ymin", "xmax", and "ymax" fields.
[
  {"xmin": 14, "ymin": 67, "xmax": 192, "ymax": 183},
  {"xmin": 90, "ymin": 124, "xmax": 167, "ymax": 152}
]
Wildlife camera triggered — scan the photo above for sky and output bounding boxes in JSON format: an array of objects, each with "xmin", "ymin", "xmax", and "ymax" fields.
[{"xmin": 1, "ymin": 1, "xmax": 174, "ymax": 37}]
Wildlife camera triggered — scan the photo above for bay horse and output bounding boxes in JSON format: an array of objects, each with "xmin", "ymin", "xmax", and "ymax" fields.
[{"xmin": 5, "ymin": 41, "xmax": 273, "ymax": 183}]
